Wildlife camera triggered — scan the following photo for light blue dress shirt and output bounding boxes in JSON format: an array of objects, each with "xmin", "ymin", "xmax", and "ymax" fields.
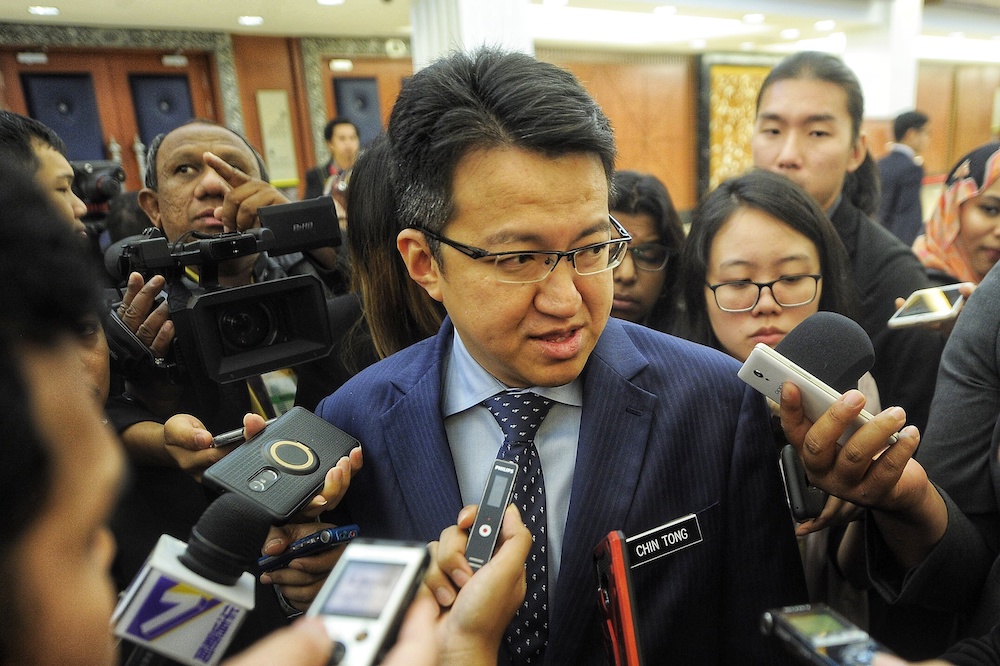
[{"xmin": 442, "ymin": 330, "xmax": 582, "ymax": 605}]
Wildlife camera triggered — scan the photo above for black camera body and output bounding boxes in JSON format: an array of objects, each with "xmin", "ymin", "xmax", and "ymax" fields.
[
  {"xmin": 71, "ymin": 159, "xmax": 126, "ymax": 205},
  {"xmin": 106, "ymin": 197, "xmax": 340, "ymax": 385}
]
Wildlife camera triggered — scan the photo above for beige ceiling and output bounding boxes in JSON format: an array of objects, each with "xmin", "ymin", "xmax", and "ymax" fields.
[{"xmin": 1, "ymin": 0, "xmax": 999, "ymax": 55}]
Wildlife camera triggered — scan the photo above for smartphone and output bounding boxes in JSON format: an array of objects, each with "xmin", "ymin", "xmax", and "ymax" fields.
[
  {"xmin": 256, "ymin": 524, "xmax": 360, "ymax": 573},
  {"xmin": 887, "ymin": 283, "xmax": 964, "ymax": 329},
  {"xmin": 465, "ymin": 459, "xmax": 518, "ymax": 571},
  {"xmin": 203, "ymin": 406, "xmax": 360, "ymax": 524},
  {"xmin": 780, "ymin": 444, "xmax": 828, "ymax": 521},
  {"xmin": 305, "ymin": 539, "xmax": 430, "ymax": 666},
  {"xmin": 761, "ymin": 603, "xmax": 890, "ymax": 666},
  {"xmin": 594, "ymin": 531, "xmax": 644, "ymax": 666},
  {"xmin": 738, "ymin": 343, "xmax": 898, "ymax": 446}
]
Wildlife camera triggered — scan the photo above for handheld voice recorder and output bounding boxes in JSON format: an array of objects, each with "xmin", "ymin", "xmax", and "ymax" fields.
[
  {"xmin": 465, "ymin": 459, "xmax": 518, "ymax": 570},
  {"xmin": 256, "ymin": 524, "xmax": 360, "ymax": 574},
  {"xmin": 594, "ymin": 530, "xmax": 644, "ymax": 666},
  {"xmin": 305, "ymin": 539, "xmax": 429, "ymax": 666},
  {"xmin": 761, "ymin": 603, "xmax": 890, "ymax": 666}
]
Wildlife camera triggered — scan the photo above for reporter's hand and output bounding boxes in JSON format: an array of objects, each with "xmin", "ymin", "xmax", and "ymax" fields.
[
  {"xmin": 794, "ymin": 495, "xmax": 863, "ymax": 536},
  {"xmin": 779, "ymin": 383, "xmax": 924, "ymax": 513},
  {"xmin": 259, "ymin": 521, "xmax": 346, "ymax": 611},
  {"xmin": 298, "ymin": 445, "xmax": 363, "ymax": 519},
  {"xmin": 116, "ymin": 272, "xmax": 173, "ymax": 357},
  {"xmin": 204, "ymin": 152, "xmax": 289, "ymax": 233},
  {"xmin": 871, "ymin": 653, "xmax": 951, "ymax": 666},
  {"xmin": 162, "ymin": 413, "xmax": 231, "ymax": 480},
  {"xmin": 221, "ymin": 617, "xmax": 330, "ymax": 666},
  {"xmin": 425, "ymin": 504, "xmax": 532, "ymax": 664}
]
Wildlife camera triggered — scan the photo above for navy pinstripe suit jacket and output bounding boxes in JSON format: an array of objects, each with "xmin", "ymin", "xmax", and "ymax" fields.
[{"xmin": 317, "ymin": 317, "xmax": 806, "ymax": 664}]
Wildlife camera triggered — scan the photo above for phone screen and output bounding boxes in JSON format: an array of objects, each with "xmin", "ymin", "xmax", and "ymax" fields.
[{"xmin": 897, "ymin": 286, "xmax": 962, "ymax": 318}]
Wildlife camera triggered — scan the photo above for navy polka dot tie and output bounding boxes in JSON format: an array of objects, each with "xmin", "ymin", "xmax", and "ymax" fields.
[{"xmin": 483, "ymin": 390, "xmax": 555, "ymax": 665}]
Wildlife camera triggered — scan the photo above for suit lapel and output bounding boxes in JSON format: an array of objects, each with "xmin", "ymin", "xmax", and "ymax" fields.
[
  {"xmin": 549, "ymin": 320, "xmax": 657, "ymax": 658},
  {"xmin": 380, "ymin": 322, "xmax": 465, "ymax": 540}
]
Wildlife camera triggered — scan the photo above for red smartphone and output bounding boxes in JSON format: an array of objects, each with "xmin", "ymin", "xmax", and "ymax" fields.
[{"xmin": 594, "ymin": 530, "xmax": 644, "ymax": 666}]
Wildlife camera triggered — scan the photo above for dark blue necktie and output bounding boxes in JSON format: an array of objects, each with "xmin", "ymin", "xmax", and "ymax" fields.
[{"xmin": 483, "ymin": 390, "xmax": 555, "ymax": 665}]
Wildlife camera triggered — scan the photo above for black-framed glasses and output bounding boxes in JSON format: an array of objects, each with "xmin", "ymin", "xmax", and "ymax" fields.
[
  {"xmin": 706, "ymin": 274, "xmax": 822, "ymax": 312},
  {"xmin": 622, "ymin": 243, "xmax": 673, "ymax": 272},
  {"xmin": 412, "ymin": 215, "xmax": 632, "ymax": 284}
]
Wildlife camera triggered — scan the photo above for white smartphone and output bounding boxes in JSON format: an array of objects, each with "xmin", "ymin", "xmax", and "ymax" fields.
[
  {"xmin": 305, "ymin": 538, "xmax": 429, "ymax": 666},
  {"xmin": 887, "ymin": 283, "xmax": 964, "ymax": 329},
  {"xmin": 738, "ymin": 343, "xmax": 898, "ymax": 446}
]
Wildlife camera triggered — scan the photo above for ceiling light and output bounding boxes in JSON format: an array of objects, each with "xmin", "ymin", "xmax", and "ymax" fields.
[
  {"xmin": 780, "ymin": 28, "xmax": 801, "ymax": 40},
  {"xmin": 238, "ymin": 15, "xmax": 264, "ymax": 26},
  {"xmin": 653, "ymin": 5, "xmax": 677, "ymax": 16},
  {"xmin": 329, "ymin": 59, "xmax": 354, "ymax": 71},
  {"xmin": 740, "ymin": 41, "xmax": 755, "ymax": 51},
  {"xmin": 542, "ymin": 0, "xmax": 569, "ymax": 6},
  {"xmin": 814, "ymin": 20, "xmax": 835, "ymax": 32},
  {"xmin": 317, "ymin": 0, "xmax": 345, "ymax": 5},
  {"xmin": 949, "ymin": 31, "xmax": 965, "ymax": 39},
  {"xmin": 743, "ymin": 13, "xmax": 765, "ymax": 24},
  {"xmin": 28, "ymin": 6, "xmax": 59, "ymax": 15},
  {"xmin": 689, "ymin": 38, "xmax": 706, "ymax": 49}
]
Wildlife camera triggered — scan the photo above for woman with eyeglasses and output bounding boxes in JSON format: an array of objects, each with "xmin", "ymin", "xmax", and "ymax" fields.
[
  {"xmin": 609, "ymin": 171, "xmax": 685, "ymax": 332},
  {"xmin": 680, "ymin": 168, "xmax": 859, "ymax": 363},
  {"xmin": 679, "ymin": 168, "xmax": 874, "ymax": 620}
]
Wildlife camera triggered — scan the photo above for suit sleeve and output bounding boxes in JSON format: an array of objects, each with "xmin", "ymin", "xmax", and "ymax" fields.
[{"xmin": 723, "ymin": 384, "xmax": 808, "ymax": 664}]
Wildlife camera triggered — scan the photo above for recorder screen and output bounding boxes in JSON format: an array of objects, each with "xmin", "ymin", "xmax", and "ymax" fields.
[{"xmin": 320, "ymin": 560, "xmax": 406, "ymax": 619}]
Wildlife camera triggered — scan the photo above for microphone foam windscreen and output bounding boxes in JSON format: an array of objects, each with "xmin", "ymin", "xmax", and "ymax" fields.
[
  {"xmin": 774, "ymin": 311, "xmax": 874, "ymax": 394},
  {"xmin": 181, "ymin": 493, "xmax": 274, "ymax": 584}
]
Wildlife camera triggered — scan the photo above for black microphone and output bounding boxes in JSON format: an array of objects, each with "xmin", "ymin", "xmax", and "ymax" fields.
[
  {"xmin": 112, "ymin": 493, "xmax": 272, "ymax": 666},
  {"xmin": 774, "ymin": 311, "xmax": 874, "ymax": 393}
]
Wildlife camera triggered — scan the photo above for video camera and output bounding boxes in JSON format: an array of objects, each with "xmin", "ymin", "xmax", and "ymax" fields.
[
  {"xmin": 105, "ymin": 197, "xmax": 339, "ymax": 385},
  {"xmin": 71, "ymin": 159, "xmax": 126, "ymax": 206}
]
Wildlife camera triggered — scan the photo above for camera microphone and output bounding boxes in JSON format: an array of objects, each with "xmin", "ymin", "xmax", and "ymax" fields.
[{"xmin": 112, "ymin": 493, "xmax": 272, "ymax": 666}]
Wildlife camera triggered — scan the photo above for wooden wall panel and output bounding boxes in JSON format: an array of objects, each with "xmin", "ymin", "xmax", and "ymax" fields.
[
  {"xmin": 322, "ymin": 57, "xmax": 411, "ymax": 132},
  {"xmin": 546, "ymin": 57, "xmax": 698, "ymax": 211},
  {"xmin": 953, "ymin": 64, "xmax": 1000, "ymax": 164},
  {"xmin": 916, "ymin": 62, "xmax": 955, "ymax": 175},
  {"xmin": 231, "ymin": 35, "xmax": 312, "ymax": 191}
]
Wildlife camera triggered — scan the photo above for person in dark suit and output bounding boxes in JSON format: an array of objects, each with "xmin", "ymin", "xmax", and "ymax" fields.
[
  {"xmin": 877, "ymin": 111, "xmax": 930, "ymax": 247},
  {"xmin": 303, "ymin": 116, "xmax": 359, "ymax": 201},
  {"xmin": 316, "ymin": 47, "xmax": 807, "ymax": 665}
]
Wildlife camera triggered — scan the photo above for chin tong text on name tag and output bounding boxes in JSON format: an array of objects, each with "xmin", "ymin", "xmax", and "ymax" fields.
[{"xmin": 625, "ymin": 513, "xmax": 703, "ymax": 569}]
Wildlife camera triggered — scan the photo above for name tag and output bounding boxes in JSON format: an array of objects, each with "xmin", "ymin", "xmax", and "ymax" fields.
[{"xmin": 625, "ymin": 513, "xmax": 703, "ymax": 569}]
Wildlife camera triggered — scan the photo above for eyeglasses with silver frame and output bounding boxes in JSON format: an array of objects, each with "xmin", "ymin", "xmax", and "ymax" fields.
[{"xmin": 412, "ymin": 215, "xmax": 632, "ymax": 284}]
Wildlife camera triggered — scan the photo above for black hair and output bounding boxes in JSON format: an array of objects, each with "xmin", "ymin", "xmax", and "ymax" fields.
[
  {"xmin": 0, "ymin": 159, "xmax": 102, "ymax": 659},
  {"xmin": 105, "ymin": 190, "xmax": 153, "ymax": 243},
  {"xmin": 757, "ymin": 51, "xmax": 879, "ymax": 216},
  {"xmin": 143, "ymin": 119, "xmax": 269, "ymax": 190},
  {"xmin": 347, "ymin": 134, "xmax": 444, "ymax": 359},
  {"xmin": 323, "ymin": 117, "xmax": 358, "ymax": 142},
  {"xmin": 387, "ymin": 47, "xmax": 616, "ymax": 260},
  {"xmin": 893, "ymin": 110, "xmax": 929, "ymax": 142},
  {"xmin": 610, "ymin": 170, "xmax": 685, "ymax": 330},
  {"xmin": 0, "ymin": 110, "xmax": 67, "ymax": 173},
  {"xmin": 680, "ymin": 169, "xmax": 859, "ymax": 352}
]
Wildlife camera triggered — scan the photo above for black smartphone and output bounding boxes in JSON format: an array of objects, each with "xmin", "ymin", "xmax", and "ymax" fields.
[
  {"xmin": 203, "ymin": 406, "xmax": 359, "ymax": 524},
  {"xmin": 256, "ymin": 524, "xmax": 360, "ymax": 573},
  {"xmin": 780, "ymin": 444, "xmax": 828, "ymax": 521},
  {"xmin": 762, "ymin": 603, "xmax": 890, "ymax": 666}
]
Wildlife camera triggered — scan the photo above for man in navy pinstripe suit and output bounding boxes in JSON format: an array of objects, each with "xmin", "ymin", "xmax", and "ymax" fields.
[{"xmin": 318, "ymin": 48, "xmax": 806, "ymax": 664}]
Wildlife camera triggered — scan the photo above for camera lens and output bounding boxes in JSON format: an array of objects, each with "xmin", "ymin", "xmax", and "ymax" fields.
[{"xmin": 218, "ymin": 303, "xmax": 279, "ymax": 349}]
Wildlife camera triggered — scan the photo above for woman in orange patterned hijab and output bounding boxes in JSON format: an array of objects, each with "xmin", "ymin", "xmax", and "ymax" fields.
[{"xmin": 913, "ymin": 141, "xmax": 1000, "ymax": 283}]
